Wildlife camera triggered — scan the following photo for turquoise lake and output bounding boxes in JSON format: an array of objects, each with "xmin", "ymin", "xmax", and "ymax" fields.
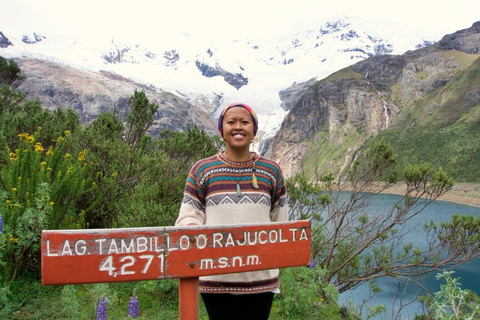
[{"xmin": 337, "ymin": 193, "xmax": 480, "ymax": 319}]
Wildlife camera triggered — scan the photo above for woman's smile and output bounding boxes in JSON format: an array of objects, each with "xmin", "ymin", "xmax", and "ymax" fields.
[{"xmin": 222, "ymin": 107, "xmax": 255, "ymax": 155}]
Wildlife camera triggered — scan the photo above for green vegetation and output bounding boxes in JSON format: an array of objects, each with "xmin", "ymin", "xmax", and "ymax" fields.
[
  {"xmin": 415, "ymin": 270, "xmax": 480, "ymax": 320},
  {"xmin": 0, "ymin": 56, "xmax": 25, "ymax": 88},
  {"xmin": 301, "ymin": 125, "xmax": 364, "ymax": 176},
  {"xmin": 368, "ymin": 123, "xmax": 480, "ymax": 182},
  {"xmin": 316, "ymin": 66, "xmax": 364, "ymax": 85},
  {"xmin": 369, "ymin": 56, "xmax": 480, "ymax": 182}
]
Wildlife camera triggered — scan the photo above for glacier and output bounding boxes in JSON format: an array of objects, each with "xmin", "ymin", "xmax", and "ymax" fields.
[{"xmin": 0, "ymin": 15, "xmax": 442, "ymax": 141}]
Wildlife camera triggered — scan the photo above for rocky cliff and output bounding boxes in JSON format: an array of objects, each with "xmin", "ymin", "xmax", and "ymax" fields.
[
  {"xmin": 267, "ymin": 22, "xmax": 480, "ymax": 179},
  {"xmin": 15, "ymin": 58, "xmax": 216, "ymax": 136}
]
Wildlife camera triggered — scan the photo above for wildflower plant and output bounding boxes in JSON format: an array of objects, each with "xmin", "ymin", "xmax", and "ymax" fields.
[
  {"xmin": 128, "ymin": 290, "xmax": 140, "ymax": 318},
  {"xmin": 96, "ymin": 296, "xmax": 108, "ymax": 320},
  {"xmin": 0, "ymin": 129, "xmax": 96, "ymax": 282}
]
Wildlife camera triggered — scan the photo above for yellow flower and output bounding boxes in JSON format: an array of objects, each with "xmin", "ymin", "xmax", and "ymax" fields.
[
  {"xmin": 11, "ymin": 188, "xmax": 17, "ymax": 192},
  {"xmin": 34, "ymin": 142, "xmax": 44, "ymax": 154},
  {"xmin": 67, "ymin": 166, "xmax": 72, "ymax": 174},
  {"xmin": 111, "ymin": 172, "xmax": 118, "ymax": 178},
  {"xmin": 56, "ymin": 136, "xmax": 64, "ymax": 144},
  {"xmin": 37, "ymin": 126, "xmax": 42, "ymax": 131},
  {"xmin": 26, "ymin": 135, "xmax": 35, "ymax": 144},
  {"xmin": 9, "ymin": 235, "xmax": 19, "ymax": 243},
  {"xmin": 47, "ymin": 167, "xmax": 52, "ymax": 171},
  {"xmin": 64, "ymin": 130, "xmax": 71, "ymax": 136},
  {"xmin": 64, "ymin": 153, "xmax": 72, "ymax": 159},
  {"xmin": 40, "ymin": 161, "xmax": 47, "ymax": 166},
  {"xmin": 49, "ymin": 201, "xmax": 55, "ymax": 207},
  {"xmin": 46, "ymin": 147, "xmax": 53, "ymax": 157},
  {"xmin": 77, "ymin": 149, "xmax": 88, "ymax": 162},
  {"xmin": 9, "ymin": 152, "xmax": 18, "ymax": 161},
  {"xmin": 17, "ymin": 133, "xmax": 29, "ymax": 140},
  {"xmin": 5, "ymin": 200, "xmax": 11, "ymax": 205}
]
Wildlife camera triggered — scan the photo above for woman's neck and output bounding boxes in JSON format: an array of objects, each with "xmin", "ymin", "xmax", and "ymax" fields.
[{"xmin": 224, "ymin": 148, "xmax": 252, "ymax": 162}]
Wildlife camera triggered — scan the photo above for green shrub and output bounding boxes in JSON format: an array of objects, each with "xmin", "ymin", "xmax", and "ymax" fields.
[
  {"xmin": 416, "ymin": 270, "xmax": 480, "ymax": 320},
  {"xmin": 272, "ymin": 266, "xmax": 343, "ymax": 319},
  {"xmin": 0, "ymin": 129, "xmax": 95, "ymax": 282}
]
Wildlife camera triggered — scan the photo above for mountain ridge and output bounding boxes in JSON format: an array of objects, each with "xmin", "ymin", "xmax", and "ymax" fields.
[
  {"xmin": 14, "ymin": 58, "xmax": 217, "ymax": 136},
  {"xmin": 0, "ymin": 16, "xmax": 439, "ymax": 139},
  {"xmin": 265, "ymin": 21, "xmax": 480, "ymax": 181}
]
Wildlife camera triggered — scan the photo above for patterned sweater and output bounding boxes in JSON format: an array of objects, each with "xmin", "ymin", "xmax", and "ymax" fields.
[{"xmin": 175, "ymin": 151, "xmax": 288, "ymax": 294}]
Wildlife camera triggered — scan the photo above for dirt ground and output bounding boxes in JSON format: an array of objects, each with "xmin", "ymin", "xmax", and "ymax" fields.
[{"xmin": 381, "ymin": 182, "xmax": 480, "ymax": 208}]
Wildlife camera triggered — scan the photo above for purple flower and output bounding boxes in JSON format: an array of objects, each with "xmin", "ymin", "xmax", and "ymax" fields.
[
  {"xmin": 331, "ymin": 279, "xmax": 340, "ymax": 291},
  {"xmin": 309, "ymin": 259, "xmax": 315, "ymax": 268},
  {"xmin": 96, "ymin": 296, "xmax": 108, "ymax": 320},
  {"xmin": 128, "ymin": 292, "xmax": 139, "ymax": 318},
  {"xmin": 0, "ymin": 214, "xmax": 3, "ymax": 233}
]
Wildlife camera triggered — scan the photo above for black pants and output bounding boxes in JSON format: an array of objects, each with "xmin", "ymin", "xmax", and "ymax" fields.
[{"xmin": 201, "ymin": 292, "xmax": 274, "ymax": 320}]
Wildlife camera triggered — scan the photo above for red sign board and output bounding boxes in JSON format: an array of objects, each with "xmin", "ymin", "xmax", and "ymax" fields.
[{"xmin": 41, "ymin": 220, "xmax": 311, "ymax": 285}]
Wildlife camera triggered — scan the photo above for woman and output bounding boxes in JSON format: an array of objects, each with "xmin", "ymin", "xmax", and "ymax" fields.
[{"xmin": 175, "ymin": 103, "xmax": 288, "ymax": 320}]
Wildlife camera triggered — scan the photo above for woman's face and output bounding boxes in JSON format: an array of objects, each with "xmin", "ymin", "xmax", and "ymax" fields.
[{"xmin": 222, "ymin": 107, "xmax": 255, "ymax": 152}]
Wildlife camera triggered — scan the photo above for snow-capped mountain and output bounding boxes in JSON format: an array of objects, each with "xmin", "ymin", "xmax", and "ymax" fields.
[{"xmin": 0, "ymin": 16, "xmax": 438, "ymax": 140}]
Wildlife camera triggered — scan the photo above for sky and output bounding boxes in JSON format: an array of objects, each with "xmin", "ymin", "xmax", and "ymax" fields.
[{"xmin": 1, "ymin": 0, "xmax": 479, "ymax": 43}]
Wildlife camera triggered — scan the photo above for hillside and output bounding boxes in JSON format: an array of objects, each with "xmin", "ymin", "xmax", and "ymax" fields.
[
  {"xmin": 267, "ymin": 22, "xmax": 480, "ymax": 183},
  {"xmin": 14, "ymin": 58, "xmax": 217, "ymax": 136}
]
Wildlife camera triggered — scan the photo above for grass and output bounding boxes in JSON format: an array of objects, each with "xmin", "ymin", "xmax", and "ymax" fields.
[
  {"xmin": 301, "ymin": 121, "xmax": 366, "ymax": 176},
  {"xmin": 1, "ymin": 267, "xmax": 354, "ymax": 320},
  {"xmin": 365, "ymin": 122, "xmax": 480, "ymax": 182},
  {"xmin": 2, "ymin": 276, "xmax": 195, "ymax": 320}
]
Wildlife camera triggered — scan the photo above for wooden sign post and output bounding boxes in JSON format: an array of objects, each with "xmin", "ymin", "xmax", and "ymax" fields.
[{"xmin": 42, "ymin": 220, "xmax": 311, "ymax": 319}]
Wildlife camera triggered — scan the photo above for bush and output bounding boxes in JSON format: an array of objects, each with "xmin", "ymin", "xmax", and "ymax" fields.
[
  {"xmin": 272, "ymin": 265, "xmax": 343, "ymax": 319},
  {"xmin": 416, "ymin": 270, "xmax": 480, "ymax": 320},
  {"xmin": 0, "ymin": 130, "xmax": 95, "ymax": 282}
]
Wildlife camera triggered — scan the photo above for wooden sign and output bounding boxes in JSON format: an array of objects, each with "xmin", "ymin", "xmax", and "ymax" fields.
[{"xmin": 41, "ymin": 220, "xmax": 311, "ymax": 286}]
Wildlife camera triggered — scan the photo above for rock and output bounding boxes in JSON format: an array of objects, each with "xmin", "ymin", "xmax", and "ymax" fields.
[
  {"xmin": 0, "ymin": 32, "xmax": 13, "ymax": 48},
  {"xmin": 269, "ymin": 21, "xmax": 480, "ymax": 177},
  {"xmin": 435, "ymin": 21, "xmax": 480, "ymax": 54},
  {"xmin": 15, "ymin": 58, "xmax": 217, "ymax": 136}
]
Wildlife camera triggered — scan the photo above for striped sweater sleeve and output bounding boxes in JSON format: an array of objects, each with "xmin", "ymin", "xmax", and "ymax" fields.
[
  {"xmin": 175, "ymin": 159, "xmax": 207, "ymax": 226},
  {"xmin": 269, "ymin": 160, "xmax": 288, "ymax": 222}
]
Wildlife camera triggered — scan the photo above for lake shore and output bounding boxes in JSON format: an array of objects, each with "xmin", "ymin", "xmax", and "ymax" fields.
[{"xmin": 379, "ymin": 182, "xmax": 480, "ymax": 208}]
